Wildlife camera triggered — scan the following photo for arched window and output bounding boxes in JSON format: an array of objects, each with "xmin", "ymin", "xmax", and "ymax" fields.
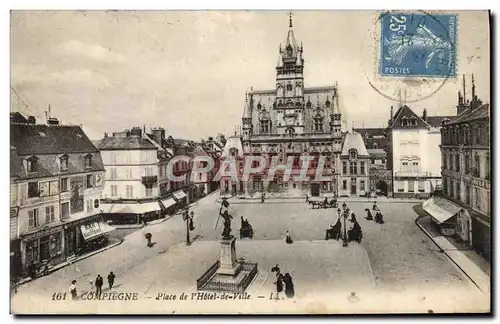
[
  {"xmin": 349, "ymin": 149, "xmax": 357, "ymax": 160},
  {"xmin": 314, "ymin": 117, "xmax": 323, "ymax": 132},
  {"xmin": 401, "ymin": 117, "xmax": 408, "ymax": 126},
  {"xmin": 286, "ymin": 128, "xmax": 295, "ymax": 136}
]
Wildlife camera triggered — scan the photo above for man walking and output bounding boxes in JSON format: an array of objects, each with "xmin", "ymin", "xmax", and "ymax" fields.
[
  {"xmin": 107, "ymin": 271, "xmax": 116, "ymax": 290},
  {"xmin": 95, "ymin": 274, "xmax": 103, "ymax": 297}
]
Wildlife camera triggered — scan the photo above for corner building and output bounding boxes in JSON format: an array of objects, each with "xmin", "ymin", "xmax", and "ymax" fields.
[{"xmin": 235, "ymin": 16, "xmax": 347, "ymax": 197}]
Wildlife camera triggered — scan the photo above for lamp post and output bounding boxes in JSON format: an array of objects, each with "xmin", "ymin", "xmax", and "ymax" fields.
[
  {"xmin": 342, "ymin": 203, "xmax": 348, "ymax": 247},
  {"xmin": 183, "ymin": 209, "xmax": 191, "ymax": 246}
]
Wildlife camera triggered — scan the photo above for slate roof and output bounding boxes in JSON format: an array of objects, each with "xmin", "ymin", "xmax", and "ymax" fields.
[
  {"xmin": 10, "ymin": 124, "xmax": 99, "ymax": 155},
  {"xmin": 367, "ymin": 149, "xmax": 387, "ymax": 158},
  {"xmin": 10, "ymin": 112, "xmax": 28, "ymax": 124},
  {"xmin": 341, "ymin": 132, "xmax": 369, "ymax": 157},
  {"xmin": 353, "ymin": 128, "xmax": 386, "ymax": 139},
  {"xmin": 388, "ymin": 105, "xmax": 429, "ymax": 130},
  {"xmin": 426, "ymin": 116, "xmax": 455, "ymax": 128},
  {"xmin": 95, "ymin": 135, "xmax": 157, "ymax": 150},
  {"xmin": 447, "ymin": 104, "xmax": 490, "ymax": 125},
  {"xmin": 221, "ymin": 136, "xmax": 244, "ymax": 158}
]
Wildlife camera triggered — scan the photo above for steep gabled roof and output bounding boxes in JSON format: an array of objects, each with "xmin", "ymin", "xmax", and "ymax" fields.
[
  {"xmin": 388, "ymin": 105, "xmax": 429, "ymax": 130},
  {"xmin": 10, "ymin": 124, "xmax": 99, "ymax": 155},
  {"xmin": 341, "ymin": 132, "xmax": 369, "ymax": 157},
  {"xmin": 221, "ymin": 136, "xmax": 244, "ymax": 158},
  {"xmin": 447, "ymin": 104, "xmax": 490, "ymax": 125}
]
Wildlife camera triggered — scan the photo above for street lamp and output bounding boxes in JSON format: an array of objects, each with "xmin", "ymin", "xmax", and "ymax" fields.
[
  {"xmin": 182, "ymin": 209, "xmax": 191, "ymax": 246},
  {"xmin": 342, "ymin": 203, "xmax": 348, "ymax": 247}
]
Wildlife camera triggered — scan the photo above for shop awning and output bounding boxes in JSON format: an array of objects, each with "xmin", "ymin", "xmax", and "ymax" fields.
[
  {"xmin": 132, "ymin": 202, "xmax": 161, "ymax": 214},
  {"xmin": 173, "ymin": 190, "xmax": 187, "ymax": 200},
  {"xmin": 101, "ymin": 203, "xmax": 161, "ymax": 214},
  {"xmin": 423, "ymin": 196, "xmax": 462, "ymax": 224},
  {"xmin": 159, "ymin": 197, "xmax": 176, "ymax": 210},
  {"xmin": 81, "ymin": 222, "xmax": 116, "ymax": 241}
]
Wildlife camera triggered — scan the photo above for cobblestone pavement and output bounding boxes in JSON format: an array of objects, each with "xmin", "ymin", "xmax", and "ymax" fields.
[{"xmin": 11, "ymin": 194, "xmax": 489, "ymax": 313}]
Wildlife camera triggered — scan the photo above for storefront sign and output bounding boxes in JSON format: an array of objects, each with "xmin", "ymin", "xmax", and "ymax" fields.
[
  {"xmin": 80, "ymin": 222, "xmax": 102, "ymax": 241},
  {"xmin": 22, "ymin": 225, "xmax": 63, "ymax": 242}
]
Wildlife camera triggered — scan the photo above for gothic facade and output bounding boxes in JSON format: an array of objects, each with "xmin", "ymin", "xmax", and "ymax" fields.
[{"xmin": 222, "ymin": 16, "xmax": 348, "ymax": 197}]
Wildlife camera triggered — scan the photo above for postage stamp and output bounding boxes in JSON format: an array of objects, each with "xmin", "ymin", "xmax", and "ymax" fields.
[{"xmin": 379, "ymin": 12, "xmax": 457, "ymax": 78}]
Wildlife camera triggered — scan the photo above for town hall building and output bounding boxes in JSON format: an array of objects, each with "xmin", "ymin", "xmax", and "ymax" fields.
[{"xmin": 219, "ymin": 16, "xmax": 368, "ymax": 198}]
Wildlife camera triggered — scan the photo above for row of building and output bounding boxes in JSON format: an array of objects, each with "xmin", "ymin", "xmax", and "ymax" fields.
[
  {"xmin": 216, "ymin": 17, "xmax": 490, "ymax": 260},
  {"xmin": 10, "ymin": 112, "xmax": 224, "ymax": 280}
]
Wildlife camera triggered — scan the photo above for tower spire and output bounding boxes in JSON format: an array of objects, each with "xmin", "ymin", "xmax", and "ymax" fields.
[{"xmin": 289, "ymin": 12, "xmax": 293, "ymax": 28}]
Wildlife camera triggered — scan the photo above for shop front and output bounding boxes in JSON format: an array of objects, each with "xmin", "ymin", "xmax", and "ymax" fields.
[
  {"xmin": 422, "ymin": 196, "xmax": 462, "ymax": 237},
  {"xmin": 158, "ymin": 196, "xmax": 177, "ymax": 217},
  {"xmin": 21, "ymin": 225, "xmax": 64, "ymax": 278},
  {"xmin": 78, "ymin": 221, "xmax": 116, "ymax": 254},
  {"xmin": 101, "ymin": 202, "xmax": 162, "ymax": 225},
  {"xmin": 173, "ymin": 190, "xmax": 187, "ymax": 207},
  {"xmin": 62, "ymin": 213, "xmax": 104, "ymax": 257}
]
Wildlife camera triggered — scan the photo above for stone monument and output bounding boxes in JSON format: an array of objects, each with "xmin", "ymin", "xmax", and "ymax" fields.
[{"xmin": 195, "ymin": 198, "xmax": 258, "ymax": 293}]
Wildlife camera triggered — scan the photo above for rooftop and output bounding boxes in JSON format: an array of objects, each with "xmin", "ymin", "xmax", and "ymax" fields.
[
  {"xmin": 10, "ymin": 123, "xmax": 99, "ymax": 156},
  {"xmin": 95, "ymin": 135, "xmax": 157, "ymax": 150}
]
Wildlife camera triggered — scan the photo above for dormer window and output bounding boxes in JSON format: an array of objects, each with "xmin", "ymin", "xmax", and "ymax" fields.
[
  {"xmin": 26, "ymin": 156, "xmax": 38, "ymax": 173},
  {"xmin": 373, "ymin": 142, "xmax": 379, "ymax": 149},
  {"xmin": 410, "ymin": 117, "xmax": 417, "ymax": 126},
  {"xmin": 229, "ymin": 148, "xmax": 238, "ymax": 157},
  {"xmin": 59, "ymin": 154, "xmax": 69, "ymax": 171},
  {"xmin": 401, "ymin": 117, "xmax": 408, "ymax": 126},
  {"xmin": 349, "ymin": 149, "xmax": 358, "ymax": 160},
  {"xmin": 84, "ymin": 154, "xmax": 92, "ymax": 169}
]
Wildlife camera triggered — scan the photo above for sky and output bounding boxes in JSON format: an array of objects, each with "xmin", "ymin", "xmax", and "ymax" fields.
[{"xmin": 10, "ymin": 10, "xmax": 490, "ymax": 141}]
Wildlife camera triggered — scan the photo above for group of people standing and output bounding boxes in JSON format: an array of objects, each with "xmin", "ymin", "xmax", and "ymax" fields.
[
  {"xmin": 69, "ymin": 271, "xmax": 116, "ymax": 300},
  {"xmin": 271, "ymin": 264, "xmax": 294, "ymax": 299}
]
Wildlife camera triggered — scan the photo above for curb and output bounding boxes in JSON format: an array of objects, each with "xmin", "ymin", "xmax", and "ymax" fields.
[
  {"xmin": 414, "ymin": 216, "xmax": 485, "ymax": 293},
  {"xmin": 17, "ymin": 239, "xmax": 124, "ymax": 287}
]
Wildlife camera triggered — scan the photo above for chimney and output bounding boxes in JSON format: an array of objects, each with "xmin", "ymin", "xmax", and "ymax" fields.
[
  {"xmin": 422, "ymin": 109, "xmax": 427, "ymax": 122},
  {"xmin": 130, "ymin": 126, "xmax": 142, "ymax": 138},
  {"xmin": 47, "ymin": 117, "xmax": 59, "ymax": 125},
  {"xmin": 151, "ymin": 127, "xmax": 165, "ymax": 146},
  {"xmin": 104, "ymin": 132, "xmax": 108, "ymax": 138},
  {"xmin": 27, "ymin": 116, "xmax": 36, "ymax": 124}
]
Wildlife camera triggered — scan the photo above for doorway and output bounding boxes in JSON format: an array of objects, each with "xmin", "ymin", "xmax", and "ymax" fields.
[
  {"xmin": 311, "ymin": 183, "xmax": 320, "ymax": 197},
  {"xmin": 350, "ymin": 178, "xmax": 357, "ymax": 195}
]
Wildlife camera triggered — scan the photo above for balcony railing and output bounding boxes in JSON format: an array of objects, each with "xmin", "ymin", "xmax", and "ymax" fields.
[
  {"xmin": 394, "ymin": 171, "xmax": 431, "ymax": 177},
  {"xmin": 141, "ymin": 175, "xmax": 158, "ymax": 185}
]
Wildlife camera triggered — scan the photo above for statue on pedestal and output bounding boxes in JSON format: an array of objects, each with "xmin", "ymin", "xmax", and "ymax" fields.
[{"xmin": 216, "ymin": 197, "xmax": 233, "ymax": 240}]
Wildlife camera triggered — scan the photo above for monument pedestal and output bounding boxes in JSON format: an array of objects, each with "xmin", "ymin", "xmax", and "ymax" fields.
[{"xmin": 217, "ymin": 236, "xmax": 242, "ymax": 276}]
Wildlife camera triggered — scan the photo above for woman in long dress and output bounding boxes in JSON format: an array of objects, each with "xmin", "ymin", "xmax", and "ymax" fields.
[
  {"xmin": 283, "ymin": 273, "xmax": 295, "ymax": 298},
  {"xmin": 285, "ymin": 230, "xmax": 293, "ymax": 244},
  {"xmin": 275, "ymin": 272, "xmax": 284, "ymax": 299}
]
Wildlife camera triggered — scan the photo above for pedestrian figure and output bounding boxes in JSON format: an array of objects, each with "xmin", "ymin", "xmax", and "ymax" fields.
[
  {"xmin": 89, "ymin": 280, "xmax": 94, "ymax": 291},
  {"xmin": 107, "ymin": 271, "xmax": 116, "ymax": 290},
  {"xmin": 261, "ymin": 193, "xmax": 265, "ymax": 203},
  {"xmin": 305, "ymin": 194, "xmax": 309, "ymax": 203},
  {"xmin": 283, "ymin": 273, "xmax": 295, "ymax": 298},
  {"xmin": 240, "ymin": 216, "xmax": 245, "ymax": 228},
  {"xmin": 69, "ymin": 280, "xmax": 78, "ymax": 300},
  {"xmin": 95, "ymin": 274, "xmax": 103, "ymax": 297},
  {"xmin": 285, "ymin": 230, "xmax": 293, "ymax": 244},
  {"xmin": 350, "ymin": 213, "xmax": 357, "ymax": 223},
  {"xmin": 271, "ymin": 264, "xmax": 281, "ymax": 274},
  {"xmin": 275, "ymin": 272, "xmax": 284, "ymax": 299}
]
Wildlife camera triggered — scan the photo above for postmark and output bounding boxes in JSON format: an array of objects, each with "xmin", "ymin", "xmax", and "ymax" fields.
[
  {"xmin": 361, "ymin": 10, "xmax": 459, "ymax": 103},
  {"xmin": 380, "ymin": 12, "xmax": 457, "ymax": 77}
]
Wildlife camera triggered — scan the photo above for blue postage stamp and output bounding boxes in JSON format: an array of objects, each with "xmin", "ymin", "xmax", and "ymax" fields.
[{"xmin": 379, "ymin": 12, "xmax": 457, "ymax": 77}]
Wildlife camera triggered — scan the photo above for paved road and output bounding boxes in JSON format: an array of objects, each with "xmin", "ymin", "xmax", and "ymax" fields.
[{"xmin": 11, "ymin": 192, "xmax": 489, "ymax": 313}]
